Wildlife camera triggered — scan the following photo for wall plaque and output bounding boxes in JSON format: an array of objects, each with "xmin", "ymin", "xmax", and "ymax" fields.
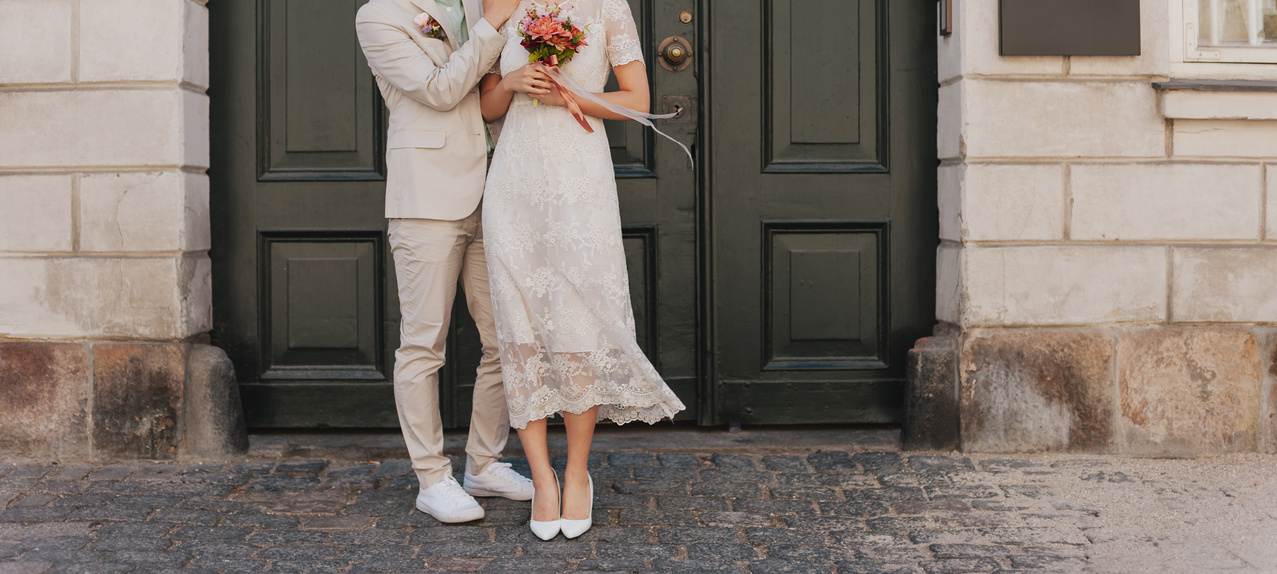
[{"xmin": 1000, "ymin": 0, "xmax": 1140, "ymax": 56}]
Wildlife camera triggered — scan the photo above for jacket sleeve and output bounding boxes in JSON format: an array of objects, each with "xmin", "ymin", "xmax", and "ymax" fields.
[{"xmin": 356, "ymin": 6, "xmax": 505, "ymax": 112}]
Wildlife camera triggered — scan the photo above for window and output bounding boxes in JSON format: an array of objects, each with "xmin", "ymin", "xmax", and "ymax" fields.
[{"xmin": 1186, "ymin": 0, "xmax": 1277, "ymax": 62}]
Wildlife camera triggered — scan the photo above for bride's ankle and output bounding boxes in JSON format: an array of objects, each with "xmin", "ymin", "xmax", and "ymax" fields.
[{"xmin": 561, "ymin": 467, "xmax": 590, "ymax": 484}]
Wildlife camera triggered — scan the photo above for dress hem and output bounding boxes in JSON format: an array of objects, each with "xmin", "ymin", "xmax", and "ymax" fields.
[{"xmin": 508, "ymin": 395, "xmax": 686, "ymax": 430}]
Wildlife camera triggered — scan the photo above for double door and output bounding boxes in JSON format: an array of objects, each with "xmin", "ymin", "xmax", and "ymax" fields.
[{"xmin": 209, "ymin": 0, "xmax": 935, "ymax": 428}]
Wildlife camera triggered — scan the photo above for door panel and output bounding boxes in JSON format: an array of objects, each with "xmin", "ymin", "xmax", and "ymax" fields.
[
  {"xmin": 709, "ymin": 0, "xmax": 936, "ymax": 425},
  {"xmin": 212, "ymin": 0, "xmax": 700, "ymax": 428},
  {"xmin": 263, "ymin": 0, "xmax": 385, "ymax": 180},
  {"xmin": 764, "ymin": 0, "xmax": 885, "ymax": 171}
]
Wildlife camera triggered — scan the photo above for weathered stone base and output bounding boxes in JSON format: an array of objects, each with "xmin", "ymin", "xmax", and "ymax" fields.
[
  {"xmin": 184, "ymin": 344, "xmax": 250, "ymax": 456},
  {"xmin": 0, "ymin": 340, "xmax": 247, "ymax": 461},
  {"xmin": 906, "ymin": 327, "xmax": 1277, "ymax": 455},
  {"xmin": 903, "ymin": 334, "xmax": 960, "ymax": 451}
]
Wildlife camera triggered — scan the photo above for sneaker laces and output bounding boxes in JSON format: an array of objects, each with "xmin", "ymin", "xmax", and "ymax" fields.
[
  {"xmin": 486, "ymin": 462, "xmax": 530, "ymax": 485},
  {"xmin": 434, "ymin": 477, "xmax": 476, "ymax": 507}
]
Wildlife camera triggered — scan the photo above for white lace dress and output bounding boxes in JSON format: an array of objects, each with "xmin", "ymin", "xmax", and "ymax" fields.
[{"xmin": 482, "ymin": 0, "xmax": 685, "ymax": 429}]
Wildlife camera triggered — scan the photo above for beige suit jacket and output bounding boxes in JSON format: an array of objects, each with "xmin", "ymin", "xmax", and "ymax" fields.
[{"xmin": 356, "ymin": 0, "xmax": 505, "ymax": 220}]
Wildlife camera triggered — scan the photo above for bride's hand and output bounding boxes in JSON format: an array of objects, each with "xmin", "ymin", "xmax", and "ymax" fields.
[
  {"xmin": 502, "ymin": 64, "xmax": 552, "ymax": 96},
  {"xmin": 535, "ymin": 84, "xmax": 566, "ymax": 107}
]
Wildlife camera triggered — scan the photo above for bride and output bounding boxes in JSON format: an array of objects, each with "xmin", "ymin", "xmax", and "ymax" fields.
[{"xmin": 478, "ymin": 0, "xmax": 685, "ymax": 541}]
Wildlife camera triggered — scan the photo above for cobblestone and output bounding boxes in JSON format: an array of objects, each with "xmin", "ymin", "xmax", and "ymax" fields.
[{"xmin": 2, "ymin": 449, "xmax": 1275, "ymax": 572}]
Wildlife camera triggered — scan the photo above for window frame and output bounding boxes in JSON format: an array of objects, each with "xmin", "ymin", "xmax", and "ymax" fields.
[{"xmin": 1181, "ymin": 0, "xmax": 1277, "ymax": 64}]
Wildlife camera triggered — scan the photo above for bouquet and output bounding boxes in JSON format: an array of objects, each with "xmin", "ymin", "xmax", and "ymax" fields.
[
  {"xmin": 511, "ymin": 3, "xmax": 693, "ymax": 166},
  {"xmin": 516, "ymin": 4, "xmax": 593, "ymax": 132},
  {"xmin": 518, "ymin": 5, "xmax": 587, "ymax": 65}
]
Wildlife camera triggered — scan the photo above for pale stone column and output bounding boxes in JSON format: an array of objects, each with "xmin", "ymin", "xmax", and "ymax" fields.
[
  {"xmin": 0, "ymin": 0, "xmax": 242, "ymax": 460},
  {"xmin": 911, "ymin": 0, "xmax": 1277, "ymax": 455}
]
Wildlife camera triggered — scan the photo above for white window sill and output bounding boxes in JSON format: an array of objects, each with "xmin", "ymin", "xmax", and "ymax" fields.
[{"xmin": 1154, "ymin": 79, "xmax": 1277, "ymax": 119}]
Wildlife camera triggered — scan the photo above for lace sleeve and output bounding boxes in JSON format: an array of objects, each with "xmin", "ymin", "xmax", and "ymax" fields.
[{"xmin": 603, "ymin": 0, "xmax": 643, "ymax": 68}]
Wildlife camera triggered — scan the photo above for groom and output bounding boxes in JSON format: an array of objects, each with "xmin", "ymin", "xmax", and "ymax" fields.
[{"xmin": 356, "ymin": 0, "xmax": 531, "ymax": 523}]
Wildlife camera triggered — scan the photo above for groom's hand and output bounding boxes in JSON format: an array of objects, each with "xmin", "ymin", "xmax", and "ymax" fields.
[{"xmin": 483, "ymin": 0, "xmax": 520, "ymax": 29}]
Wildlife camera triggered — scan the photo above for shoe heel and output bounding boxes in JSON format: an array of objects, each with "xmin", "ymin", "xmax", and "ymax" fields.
[
  {"xmin": 528, "ymin": 471, "xmax": 561, "ymax": 541},
  {"xmin": 560, "ymin": 472, "xmax": 593, "ymax": 539}
]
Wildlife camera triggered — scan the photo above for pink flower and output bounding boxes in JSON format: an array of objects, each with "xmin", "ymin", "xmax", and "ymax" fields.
[{"xmin": 413, "ymin": 13, "xmax": 446, "ymax": 39}]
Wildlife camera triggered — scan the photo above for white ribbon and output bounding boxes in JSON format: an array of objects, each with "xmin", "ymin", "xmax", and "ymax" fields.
[{"xmin": 538, "ymin": 64, "xmax": 694, "ymax": 168}]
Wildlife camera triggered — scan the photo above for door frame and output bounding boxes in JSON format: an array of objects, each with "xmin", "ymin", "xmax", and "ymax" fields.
[{"xmin": 206, "ymin": 0, "xmax": 938, "ymax": 429}]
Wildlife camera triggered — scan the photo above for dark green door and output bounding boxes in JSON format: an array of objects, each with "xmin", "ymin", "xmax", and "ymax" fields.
[
  {"xmin": 210, "ymin": 0, "xmax": 700, "ymax": 427},
  {"xmin": 707, "ymin": 0, "xmax": 937, "ymax": 424}
]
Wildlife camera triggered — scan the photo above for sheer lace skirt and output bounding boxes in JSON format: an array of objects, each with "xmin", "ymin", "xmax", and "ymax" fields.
[
  {"xmin": 483, "ymin": 109, "xmax": 685, "ymax": 429},
  {"xmin": 483, "ymin": 0, "xmax": 684, "ymax": 429}
]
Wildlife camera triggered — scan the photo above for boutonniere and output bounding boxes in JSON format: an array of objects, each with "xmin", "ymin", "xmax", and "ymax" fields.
[{"xmin": 414, "ymin": 13, "xmax": 448, "ymax": 41}]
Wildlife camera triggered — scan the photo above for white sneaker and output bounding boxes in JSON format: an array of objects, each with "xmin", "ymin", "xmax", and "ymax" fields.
[
  {"xmin": 416, "ymin": 476, "xmax": 485, "ymax": 523},
  {"xmin": 464, "ymin": 462, "xmax": 535, "ymax": 501}
]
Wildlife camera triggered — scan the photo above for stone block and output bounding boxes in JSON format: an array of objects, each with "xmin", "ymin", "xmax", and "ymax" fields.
[
  {"xmin": 962, "ymin": 246, "xmax": 1167, "ymax": 327},
  {"xmin": 0, "ymin": 90, "xmax": 184, "ymax": 169},
  {"xmin": 184, "ymin": 90, "xmax": 210, "ymax": 169},
  {"xmin": 184, "ymin": 0, "xmax": 210, "ymax": 90},
  {"xmin": 92, "ymin": 343, "xmax": 187, "ymax": 460},
  {"xmin": 182, "ymin": 345, "xmax": 248, "ymax": 457},
  {"xmin": 959, "ymin": 329, "xmax": 1116, "ymax": 453},
  {"xmin": 937, "ymin": 83, "xmax": 963, "ymax": 161},
  {"xmin": 1172, "ymin": 248, "xmax": 1277, "ymax": 323},
  {"xmin": 1071, "ymin": 163, "xmax": 1262, "ymax": 241},
  {"xmin": 80, "ymin": 172, "xmax": 184, "ymax": 252},
  {"xmin": 1161, "ymin": 90, "xmax": 1277, "ymax": 120},
  {"xmin": 903, "ymin": 335, "xmax": 960, "ymax": 451},
  {"xmin": 937, "ymin": 26, "xmax": 959, "ymax": 85},
  {"xmin": 1268, "ymin": 165, "xmax": 1276, "ymax": 240},
  {"xmin": 0, "ymin": 257, "xmax": 198, "ymax": 339},
  {"xmin": 182, "ymin": 254, "xmax": 213, "ymax": 335},
  {"xmin": 1118, "ymin": 328, "xmax": 1262, "ymax": 454},
  {"xmin": 962, "ymin": 164, "xmax": 1065, "ymax": 241},
  {"xmin": 0, "ymin": 0, "xmax": 72, "ymax": 84},
  {"xmin": 963, "ymin": 80, "xmax": 1165, "ymax": 159},
  {"xmin": 78, "ymin": 171, "xmax": 208, "ymax": 252},
  {"xmin": 0, "ymin": 175, "xmax": 73, "ymax": 252},
  {"xmin": 935, "ymin": 243, "xmax": 962, "ymax": 325},
  {"xmin": 79, "ymin": 0, "xmax": 184, "ymax": 82},
  {"xmin": 938, "ymin": 165, "xmax": 960, "ymax": 242},
  {"xmin": 183, "ymin": 175, "xmax": 210, "ymax": 251},
  {"xmin": 1066, "ymin": 0, "xmax": 1170, "ymax": 77},
  {"xmin": 1259, "ymin": 329, "xmax": 1277, "ymax": 454},
  {"xmin": 0, "ymin": 342, "xmax": 89, "ymax": 459},
  {"xmin": 1174, "ymin": 120, "xmax": 1277, "ymax": 158}
]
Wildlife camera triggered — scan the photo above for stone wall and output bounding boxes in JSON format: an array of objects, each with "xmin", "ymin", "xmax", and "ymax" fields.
[
  {"xmin": 0, "ymin": 0, "xmax": 242, "ymax": 460},
  {"xmin": 925, "ymin": 0, "xmax": 1277, "ymax": 454}
]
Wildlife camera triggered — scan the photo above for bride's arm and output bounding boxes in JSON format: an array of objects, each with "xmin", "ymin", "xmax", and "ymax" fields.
[
  {"xmin": 480, "ymin": 65, "xmax": 555, "ymax": 122},
  {"xmin": 536, "ymin": 60, "xmax": 649, "ymax": 120}
]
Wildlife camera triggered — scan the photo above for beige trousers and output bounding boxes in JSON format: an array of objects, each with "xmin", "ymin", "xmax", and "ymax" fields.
[{"xmin": 387, "ymin": 207, "xmax": 507, "ymax": 489}]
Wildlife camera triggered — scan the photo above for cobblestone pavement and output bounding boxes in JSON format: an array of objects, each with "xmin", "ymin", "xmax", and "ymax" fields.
[{"xmin": 2, "ymin": 446, "xmax": 1276, "ymax": 574}]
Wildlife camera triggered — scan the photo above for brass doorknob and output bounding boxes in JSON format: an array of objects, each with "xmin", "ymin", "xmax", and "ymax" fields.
[
  {"xmin": 664, "ymin": 44, "xmax": 687, "ymax": 65},
  {"xmin": 657, "ymin": 36, "xmax": 693, "ymax": 71}
]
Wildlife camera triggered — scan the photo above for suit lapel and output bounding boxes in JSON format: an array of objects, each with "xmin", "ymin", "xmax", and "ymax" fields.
[
  {"xmin": 462, "ymin": 0, "xmax": 483, "ymax": 38},
  {"xmin": 409, "ymin": 0, "xmax": 460, "ymax": 50}
]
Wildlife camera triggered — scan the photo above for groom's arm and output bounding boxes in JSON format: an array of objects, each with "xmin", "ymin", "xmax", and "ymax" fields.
[{"xmin": 356, "ymin": 5, "xmax": 505, "ymax": 112}]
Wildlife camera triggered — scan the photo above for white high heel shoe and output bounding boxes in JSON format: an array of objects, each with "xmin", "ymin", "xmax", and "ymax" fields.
[
  {"xmin": 559, "ymin": 472, "xmax": 593, "ymax": 539},
  {"xmin": 528, "ymin": 471, "xmax": 561, "ymax": 541}
]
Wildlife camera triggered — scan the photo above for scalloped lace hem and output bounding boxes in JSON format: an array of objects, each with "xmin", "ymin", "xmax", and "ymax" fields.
[{"xmin": 509, "ymin": 391, "xmax": 685, "ymax": 430}]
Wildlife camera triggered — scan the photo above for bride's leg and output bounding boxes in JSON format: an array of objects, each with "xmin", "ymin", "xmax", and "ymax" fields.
[
  {"xmin": 561, "ymin": 406, "xmax": 598, "ymax": 521},
  {"xmin": 517, "ymin": 418, "xmax": 558, "ymax": 522}
]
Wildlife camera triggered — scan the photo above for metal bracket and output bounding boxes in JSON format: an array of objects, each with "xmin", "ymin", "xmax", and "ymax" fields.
[{"xmin": 939, "ymin": 0, "xmax": 953, "ymax": 36}]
